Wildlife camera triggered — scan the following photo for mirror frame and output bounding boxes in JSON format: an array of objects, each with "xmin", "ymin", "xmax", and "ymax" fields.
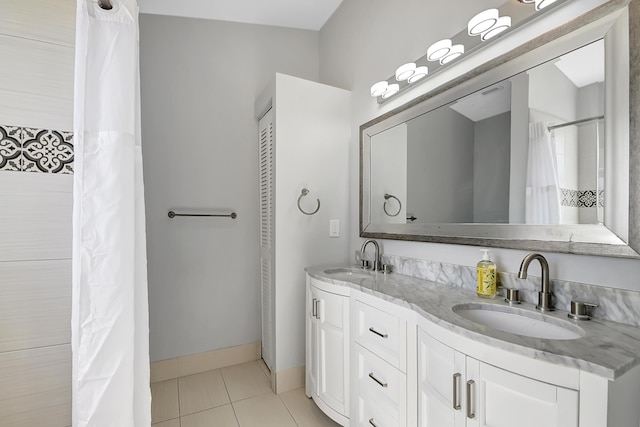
[{"xmin": 360, "ymin": 0, "xmax": 640, "ymax": 258}]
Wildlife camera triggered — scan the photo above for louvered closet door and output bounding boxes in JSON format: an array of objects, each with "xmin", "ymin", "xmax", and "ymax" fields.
[{"xmin": 259, "ymin": 109, "xmax": 275, "ymax": 371}]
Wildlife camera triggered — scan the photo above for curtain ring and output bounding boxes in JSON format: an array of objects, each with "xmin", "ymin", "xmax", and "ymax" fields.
[
  {"xmin": 383, "ymin": 193, "xmax": 402, "ymax": 217},
  {"xmin": 98, "ymin": 0, "xmax": 113, "ymax": 10},
  {"xmin": 298, "ymin": 188, "xmax": 320, "ymax": 215}
]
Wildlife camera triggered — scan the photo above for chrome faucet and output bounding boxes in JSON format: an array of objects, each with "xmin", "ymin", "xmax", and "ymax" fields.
[
  {"xmin": 360, "ymin": 239, "xmax": 382, "ymax": 271},
  {"xmin": 517, "ymin": 253, "xmax": 554, "ymax": 312}
]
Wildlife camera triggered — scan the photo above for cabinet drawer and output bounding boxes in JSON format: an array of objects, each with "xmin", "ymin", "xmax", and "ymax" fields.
[
  {"xmin": 354, "ymin": 344, "xmax": 406, "ymax": 416},
  {"xmin": 356, "ymin": 388, "xmax": 400, "ymax": 427},
  {"xmin": 353, "ymin": 300, "xmax": 406, "ymax": 370}
]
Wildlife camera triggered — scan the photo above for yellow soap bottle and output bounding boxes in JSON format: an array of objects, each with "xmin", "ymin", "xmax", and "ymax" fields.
[{"xmin": 477, "ymin": 249, "xmax": 497, "ymax": 299}]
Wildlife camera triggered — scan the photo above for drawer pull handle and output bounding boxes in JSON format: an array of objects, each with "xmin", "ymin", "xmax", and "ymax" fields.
[
  {"xmin": 369, "ymin": 418, "xmax": 378, "ymax": 427},
  {"xmin": 368, "ymin": 372, "xmax": 388, "ymax": 388},
  {"xmin": 466, "ymin": 380, "xmax": 475, "ymax": 419},
  {"xmin": 368, "ymin": 327, "xmax": 388, "ymax": 338},
  {"xmin": 312, "ymin": 298, "xmax": 317, "ymax": 318},
  {"xmin": 452, "ymin": 373, "xmax": 461, "ymax": 410}
]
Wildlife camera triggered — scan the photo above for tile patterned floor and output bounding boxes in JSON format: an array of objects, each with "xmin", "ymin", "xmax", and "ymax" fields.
[{"xmin": 151, "ymin": 360, "xmax": 340, "ymax": 427}]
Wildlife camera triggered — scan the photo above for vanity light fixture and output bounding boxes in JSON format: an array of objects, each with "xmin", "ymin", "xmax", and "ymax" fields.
[
  {"xmin": 408, "ymin": 66, "xmax": 428, "ymax": 83},
  {"xmin": 535, "ymin": 0, "xmax": 558, "ymax": 10},
  {"xmin": 427, "ymin": 39, "xmax": 453, "ymax": 61},
  {"xmin": 395, "ymin": 63, "xmax": 417, "ymax": 81},
  {"xmin": 440, "ymin": 44, "xmax": 465, "ymax": 64},
  {"xmin": 381, "ymin": 84, "xmax": 399, "ymax": 99},
  {"xmin": 370, "ymin": 81, "xmax": 389, "ymax": 97},
  {"xmin": 481, "ymin": 16, "xmax": 512, "ymax": 40},
  {"xmin": 370, "ymin": 0, "xmax": 567, "ymax": 103},
  {"xmin": 468, "ymin": 9, "xmax": 499, "ymax": 36}
]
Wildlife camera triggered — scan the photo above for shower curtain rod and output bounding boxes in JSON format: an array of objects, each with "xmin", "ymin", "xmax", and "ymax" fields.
[{"xmin": 547, "ymin": 115, "xmax": 604, "ymax": 131}]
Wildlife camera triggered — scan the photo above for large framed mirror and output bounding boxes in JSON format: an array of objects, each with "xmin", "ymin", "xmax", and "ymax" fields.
[{"xmin": 360, "ymin": 0, "xmax": 639, "ymax": 258}]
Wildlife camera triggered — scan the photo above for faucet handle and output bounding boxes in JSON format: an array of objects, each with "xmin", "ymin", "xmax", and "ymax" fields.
[
  {"xmin": 568, "ymin": 301, "xmax": 598, "ymax": 321},
  {"xmin": 504, "ymin": 288, "xmax": 521, "ymax": 305}
]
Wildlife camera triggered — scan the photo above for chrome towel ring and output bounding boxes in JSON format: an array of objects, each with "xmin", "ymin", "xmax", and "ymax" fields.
[
  {"xmin": 298, "ymin": 188, "xmax": 320, "ymax": 215},
  {"xmin": 383, "ymin": 193, "xmax": 402, "ymax": 217}
]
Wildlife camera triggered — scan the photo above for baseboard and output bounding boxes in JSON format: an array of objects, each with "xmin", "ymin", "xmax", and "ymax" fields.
[
  {"xmin": 274, "ymin": 365, "xmax": 305, "ymax": 394},
  {"xmin": 150, "ymin": 341, "xmax": 261, "ymax": 382}
]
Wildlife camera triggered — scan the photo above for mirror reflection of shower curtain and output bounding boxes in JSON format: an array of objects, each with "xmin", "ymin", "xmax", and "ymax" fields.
[
  {"xmin": 72, "ymin": 0, "xmax": 151, "ymax": 425},
  {"xmin": 525, "ymin": 122, "xmax": 561, "ymax": 224}
]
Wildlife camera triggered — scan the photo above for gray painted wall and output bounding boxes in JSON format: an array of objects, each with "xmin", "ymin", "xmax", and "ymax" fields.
[
  {"xmin": 140, "ymin": 15, "xmax": 320, "ymax": 362},
  {"xmin": 319, "ymin": 0, "xmax": 640, "ymax": 291},
  {"xmin": 406, "ymin": 107, "xmax": 474, "ymax": 223},
  {"xmin": 473, "ymin": 112, "xmax": 511, "ymax": 223}
]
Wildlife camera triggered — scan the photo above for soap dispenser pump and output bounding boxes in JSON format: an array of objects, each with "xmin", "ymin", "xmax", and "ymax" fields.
[{"xmin": 477, "ymin": 249, "xmax": 497, "ymax": 299}]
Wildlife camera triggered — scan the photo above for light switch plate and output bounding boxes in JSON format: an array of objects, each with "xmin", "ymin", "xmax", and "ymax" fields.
[{"xmin": 329, "ymin": 219, "xmax": 340, "ymax": 237}]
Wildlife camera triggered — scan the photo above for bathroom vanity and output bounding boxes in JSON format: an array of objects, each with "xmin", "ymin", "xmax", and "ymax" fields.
[{"xmin": 305, "ymin": 266, "xmax": 640, "ymax": 427}]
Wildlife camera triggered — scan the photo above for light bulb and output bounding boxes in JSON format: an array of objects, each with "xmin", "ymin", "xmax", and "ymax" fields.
[
  {"xmin": 535, "ymin": 0, "xmax": 558, "ymax": 10},
  {"xmin": 440, "ymin": 44, "xmax": 465, "ymax": 65},
  {"xmin": 468, "ymin": 9, "xmax": 499, "ymax": 36},
  {"xmin": 408, "ymin": 66, "xmax": 428, "ymax": 83},
  {"xmin": 427, "ymin": 39, "xmax": 453, "ymax": 61},
  {"xmin": 395, "ymin": 63, "xmax": 416, "ymax": 81},
  {"xmin": 382, "ymin": 84, "xmax": 399, "ymax": 99},
  {"xmin": 481, "ymin": 16, "xmax": 511, "ymax": 41},
  {"xmin": 370, "ymin": 81, "xmax": 388, "ymax": 97}
]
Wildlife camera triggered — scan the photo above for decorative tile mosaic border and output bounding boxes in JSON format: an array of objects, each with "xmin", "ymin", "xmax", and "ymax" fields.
[
  {"xmin": 561, "ymin": 188, "xmax": 604, "ymax": 208},
  {"xmin": 382, "ymin": 253, "xmax": 640, "ymax": 327},
  {"xmin": 0, "ymin": 124, "xmax": 73, "ymax": 174}
]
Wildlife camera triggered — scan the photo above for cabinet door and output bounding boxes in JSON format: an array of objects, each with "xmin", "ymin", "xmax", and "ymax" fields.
[
  {"xmin": 418, "ymin": 329, "xmax": 465, "ymax": 427},
  {"xmin": 471, "ymin": 361, "xmax": 579, "ymax": 427},
  {"xmin": 306, "ymin": 283, "xmax": 320, "ymax": 398},
  {"xmin": 317, "ymin": 286, "xmax": 349, "ymax": 415}
]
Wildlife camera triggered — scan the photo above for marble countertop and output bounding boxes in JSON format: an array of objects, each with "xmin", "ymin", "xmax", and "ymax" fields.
[{"xmin": 306, "ymin": 265, "xmax": 640, "ymax": 380}]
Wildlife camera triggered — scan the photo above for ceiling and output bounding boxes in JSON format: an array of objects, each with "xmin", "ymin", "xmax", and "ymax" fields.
[
  {"xmin": 449, "ymin": 81, "xmax": 512, "ymax": 123},
  {"xmin": 553, "ymin": 39, "xmax": 605, "ymax": 88},
  {"xmin": 137, "ymin": 0, "xmax": 345, "ymax": 31}
]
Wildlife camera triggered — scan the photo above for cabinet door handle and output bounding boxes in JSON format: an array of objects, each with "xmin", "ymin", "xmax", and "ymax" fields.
[
  {"xmin": 368, "ymin": 418, "xmax": 378, "ymax": 427},
  {"xmin": 368, "ymin": 327, "xmax": 388, "ymax": 338},
  {"xmin": 314, "ymin": 299, "xmax": 320, "ymax": 319},
  {"xmin": 452, "ymin": 373, "xmax": 461, "ymax": 410},
  {"xmin": 466, "ymin": 380, "xmax": 475, "ymax": 419},
  {"xmin": 312, "ymin": 298, "xmax": 317, "ymax": 318},
  {"xmin": 368, "ymin": 372, "xmax": 388, "ymax": 388}
]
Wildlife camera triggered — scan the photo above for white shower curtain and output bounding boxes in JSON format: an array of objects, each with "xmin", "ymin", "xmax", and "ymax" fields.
[
  {"xmin": 72, "ymin": 0, "xmax": 151, "ymax": 426},
  {"xmin": 525, "ymin": 122, "xmax": 562, "ymax": 224}
]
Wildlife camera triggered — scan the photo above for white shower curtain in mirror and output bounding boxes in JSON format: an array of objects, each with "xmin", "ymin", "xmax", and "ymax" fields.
[
  {"xmin": 72, "ymin": 0, "xmax": 151, "ymax": 426},
  {"xmin": 525, "ymin": 122, "xmax": 562, "ymax": 224}
]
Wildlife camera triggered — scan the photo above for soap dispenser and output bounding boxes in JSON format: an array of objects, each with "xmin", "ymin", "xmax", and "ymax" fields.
[{"xmin": 477, "ymin": 249, "xmax": 497, "ymax": 299}]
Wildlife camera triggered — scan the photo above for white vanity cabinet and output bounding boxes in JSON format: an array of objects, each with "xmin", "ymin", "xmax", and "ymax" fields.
[
  {"xmin": 306, "ymin": 268, "xmax": 640, "ymax": 427},
  {"xmin": 306, "ymin": 277, "xmax": 350, "ymax": 426},
  {"xmin": 418, "ymin": 329, "xmax": 579, "ymax": 427}
]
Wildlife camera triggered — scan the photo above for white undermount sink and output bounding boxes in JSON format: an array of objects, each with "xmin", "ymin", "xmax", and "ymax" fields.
[
  {"xmin": 452, "ymin": 303, "xmax": 584, "ymax": 340},
  {"xmin": 323, "ymin": 267, "xmax": 375, "ymax": 279}
]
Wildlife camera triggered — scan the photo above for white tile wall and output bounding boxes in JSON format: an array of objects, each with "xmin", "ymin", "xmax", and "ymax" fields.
[
  {"xmin": 0, "ymin": 1, "xmax": 75, "ymax": 425},
  {"xmin": 0, "ymin": 259, "xmax": 71, "ymax": 352},
  {"xmin": 0, "ymin": 0, "xmax": 75, "ymax": 47},
  {"xmin": 0, "ymin": 172, "xmax": 72, "ymax": 262},
  {"xmin": 0, "ymin": 345, "xmax": 72, "ymax": 426}
]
